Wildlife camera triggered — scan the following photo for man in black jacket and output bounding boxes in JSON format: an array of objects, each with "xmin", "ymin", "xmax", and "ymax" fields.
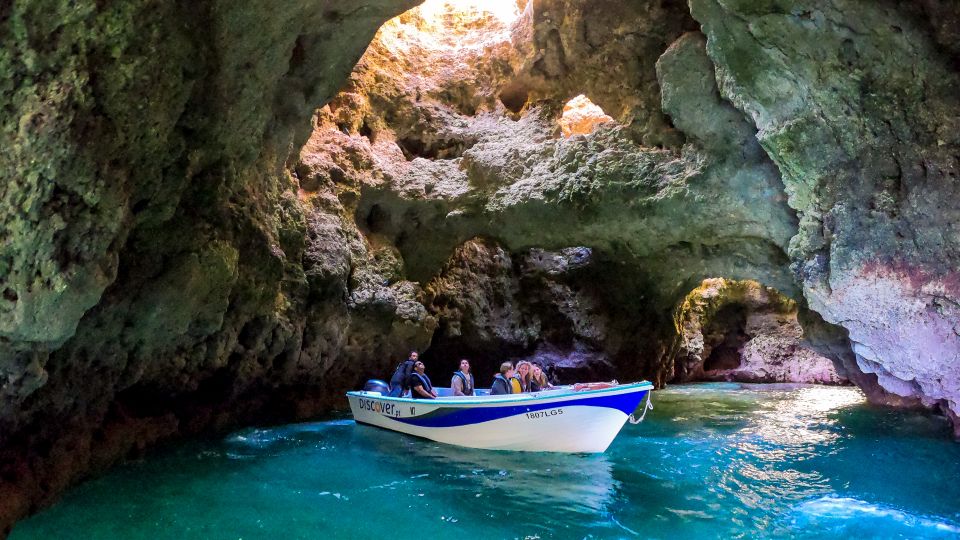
[
  {"xmin": 409, "ymin": 360, "xmax": 437, "ymax": 399},
  {"xmin": 388, "ymin": 351, "xmax": 419, "ymax": 397}
]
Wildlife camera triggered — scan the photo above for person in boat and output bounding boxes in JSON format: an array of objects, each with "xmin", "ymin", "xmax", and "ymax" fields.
[
  {"xmin": 408, "ymin": 359, "xmax": 437, "ymax": 399},
  {"xmin": 451, "ymin": 358, "xmax": 475, "ymax": 396},
  {"xmin": 388, "ymin": 351, "xmax": 419, "ymax": 397},
  {"xmin": 528, "ymin": 362, "xmax": 552, "ymax": 392},
  {"xmin": 512, "ymin": 361, "xmax": 531, "ymax": 393},
  {"xmin": 490, "ymin": 362, "xmax": 514, "ymax": 395}
]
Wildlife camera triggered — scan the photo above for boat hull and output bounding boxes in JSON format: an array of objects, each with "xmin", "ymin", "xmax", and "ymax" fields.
[{"xmin": 346, "ymin": 382, "xmax": 652, "ymax": 453}]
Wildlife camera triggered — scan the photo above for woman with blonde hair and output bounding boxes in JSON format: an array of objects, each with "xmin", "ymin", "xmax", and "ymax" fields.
[
  {"xmin": 528, "ymin": 362, "xmax": 552, "ymax": 392},
  {"xmin": 512, "ymin": 361, "xmax": 531, "ymax": 393}
]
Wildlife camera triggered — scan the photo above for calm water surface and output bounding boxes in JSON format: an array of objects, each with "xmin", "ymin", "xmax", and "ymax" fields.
[{"xmin": 11, "ymin": 383, "xmax": 960, "ymax": 539}]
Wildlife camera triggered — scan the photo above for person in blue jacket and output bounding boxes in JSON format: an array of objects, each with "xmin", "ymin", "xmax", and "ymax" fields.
[{"xmin": 490, "ymin": 362, "xmax": 514, "ymax": 395}]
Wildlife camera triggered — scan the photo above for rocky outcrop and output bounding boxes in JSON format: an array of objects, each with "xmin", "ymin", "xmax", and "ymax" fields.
[
  {"xmin": 690, "ymin": 0, "xmax": 960, "ymax": 421},
  {"xmin": 672, "ymin": 279, "xmax": 845, "ymax": 384},
  {"xmin": 422, "ymin": 239, "xmax": 615, "ymax": 383},
  {"xmin": 0, "ymin": 0, "xmax": 423, "ymax": 533}
]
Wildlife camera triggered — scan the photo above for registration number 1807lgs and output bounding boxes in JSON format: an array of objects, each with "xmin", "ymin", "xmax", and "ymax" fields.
[{"xmin": 526, "ymin": 408, "xmax": 563, "ymax": 420}]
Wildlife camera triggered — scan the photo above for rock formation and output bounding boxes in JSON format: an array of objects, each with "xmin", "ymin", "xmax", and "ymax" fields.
[
  {"xmin": 690, "ymin": 0, "xmax": 960, "ymax": 428},
  {"xmin": 672, "ymin": 278, "xmax": 845, "ymax": 384},
  {"xmin": 2, "ymin": 0, "xmax": 960, "ymax": 532},
  {"xmin": 0, "ymin": 0, "xmax": 426, "ymax": 532}
]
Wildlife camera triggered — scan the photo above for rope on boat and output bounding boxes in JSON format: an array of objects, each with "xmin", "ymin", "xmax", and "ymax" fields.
[{"xmin": 627, "ymin": 390, "xmax": 654, "ymax": 424}]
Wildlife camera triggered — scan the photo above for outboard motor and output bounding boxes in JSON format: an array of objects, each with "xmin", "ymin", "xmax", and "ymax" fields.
[{"xmin": 363, "ymin": 379, "xmax": 390, "ymax": 395}]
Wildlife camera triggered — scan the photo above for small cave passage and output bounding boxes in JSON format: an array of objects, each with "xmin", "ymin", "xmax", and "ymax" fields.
[
  {"xmin": 498, "ymin": 80, "xmax": 529, "ymax": 114},
  {"xmin": 671, "ymin": 278, "xmax": 800, "ymax": 383},
  {"xmin": 396, "ymin": 136, "xmax": 470, "ymax": 161},
  {"xmin": 364, "ymin": 203, "xmax": 391, "ymax": 233},
  {"xmin": 701, "ymin": 303, "xmax": 749, "ymax": 372},
  {"xmin": 559, "ymin": 94, "xmax": 615, "ymax": 137}
]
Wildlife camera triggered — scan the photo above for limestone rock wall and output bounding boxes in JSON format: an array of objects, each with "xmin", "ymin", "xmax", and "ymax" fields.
[
  {"xmin": 0, "ymin": 0, "xmax": 423, "ymax": 532},
  {"xmin": 422, "ymin": 239, "xmax": 617, "ymax": 383},
  {"xmin": 690, "ymin": 0, "xmax": 960, "ymax": 426}
]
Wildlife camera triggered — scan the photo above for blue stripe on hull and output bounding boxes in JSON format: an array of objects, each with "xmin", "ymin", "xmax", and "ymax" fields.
[{"xmin": 392, "ymin": 390, "xmax": 648, "ymax": 428}]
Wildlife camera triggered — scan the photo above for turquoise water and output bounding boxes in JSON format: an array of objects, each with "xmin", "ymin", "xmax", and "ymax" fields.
[{"xmin": 11, "ymin": 383, "xmax": 960, "ymax": 539}]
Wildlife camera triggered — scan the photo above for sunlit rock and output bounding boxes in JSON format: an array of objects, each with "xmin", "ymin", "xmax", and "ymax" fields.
[
  {"xmin": 559, "ymin": 95, "xmax": 615, "ymax": 137},
  {"xmin": 672, "ymin": 279, "xmax": 845, "ymax": 385}
]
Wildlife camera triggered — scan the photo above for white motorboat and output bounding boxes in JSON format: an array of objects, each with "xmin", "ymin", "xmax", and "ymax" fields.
[{"xmin": 346, "ymin": 381, "xmax": 654, "ymax": 453}]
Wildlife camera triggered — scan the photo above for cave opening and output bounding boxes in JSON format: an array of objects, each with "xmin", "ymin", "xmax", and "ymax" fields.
[
  {"xmin": 559, "ymin": 94, "xmax": 616, "ymax": 137},
  {"xmin": 499, "ymin": 80, "xmax": 530, "ymax": 114},
  {"xmin": 396, "ymin": 136, "xmax": 470, "ymax": 160},
  {"xmin": 5, "ymin": 0, "xmax": 960, "ymax": 533},
  {"xmin": 700, "ymin": 302, "xmax": 749, "ymax": 373},
  {"xmin": 671, "ymin": 278, "xmax": 846, "ymax": 386}
]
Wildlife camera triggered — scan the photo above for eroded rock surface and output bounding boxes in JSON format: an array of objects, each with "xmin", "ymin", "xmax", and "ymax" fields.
[
  {"xmin": 691, "ymin": 0, "xmax": 960, "ymax": 421},
  {"xmin": 0, "ymin": 0, "xmax": 423, "ymax": 532},
  {"xmin": 422, "ymin": 239, "xmax": 616, "ymax": 383}
]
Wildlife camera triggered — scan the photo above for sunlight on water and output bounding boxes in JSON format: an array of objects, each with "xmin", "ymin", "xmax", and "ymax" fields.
[{"xmin": 11, "ymin": 383, "xmax": 960, "ymax": 539}]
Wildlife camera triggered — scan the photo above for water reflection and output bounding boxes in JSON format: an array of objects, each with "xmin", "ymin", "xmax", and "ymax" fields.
[
  {"xmin": 351, "ymin": 423, "xmax": 618, "ymax": 514},
  {"xmin": 717, "ymin": 386, "xmax": 865, "ymax": 515},
  {"xmin": 743, "ymin": 386, "xmax": 866, "ymax": 449}
]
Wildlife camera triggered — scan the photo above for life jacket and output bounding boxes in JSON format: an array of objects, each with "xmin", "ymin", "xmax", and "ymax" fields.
[
  {"xmin": 410, "ymin": 372, "xmax": 433, "ymax": 398},
  {"xmin": 529, "ymin": 378, "xmax": 542, "ymax": 392},
  {"xmin": 491, "ymin": 374, "xmax": 512, "ymax": 395},
  {"xmin": 510, "ymin": 374, "xmax": 525, "ymax": 393},
  {"xmin": 389, "ymin": 359, "xmax": 416, "ymax": 391},
  {"xmin": 453, "ymin": 371, "xmax": 475, "ymax": 395}
]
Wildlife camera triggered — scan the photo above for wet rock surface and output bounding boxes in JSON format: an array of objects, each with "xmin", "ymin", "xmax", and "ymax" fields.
[{"xmin": 2, "ymin": 0, "xmax": 960, "ymax": 532}]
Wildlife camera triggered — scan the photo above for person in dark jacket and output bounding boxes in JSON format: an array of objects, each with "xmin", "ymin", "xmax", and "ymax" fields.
[
  {"xmin": 528, "ymin": 362, "xmax": 552, "ymax": 392},
  {"xmin": 409, "ymin": 360, "xmax": 437, "ymax": 399},
  {"xmin": 451, "ymin": 359, "xmax": 475, "ymax": 396},
  {"xmin": 490, "ymin": 361, "xmax": 514, "ymax": 395},
  {"xmin": 388, "ymin": 351, "xmax": 419, "ymax": 397}
]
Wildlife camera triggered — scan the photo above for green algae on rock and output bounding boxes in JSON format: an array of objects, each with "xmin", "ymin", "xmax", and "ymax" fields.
[{"xmin": 690, "ymin": 0, "xmax": 960, "ymax": 426}]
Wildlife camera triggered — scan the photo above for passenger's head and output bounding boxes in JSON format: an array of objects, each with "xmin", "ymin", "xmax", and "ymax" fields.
[
  {"xmin": 414, "ymin": 359, "xmax": 426, "ymax": 373},
  {"xmin": 531, "ymin": 363, "xmax": 543, "ymax": 380},
  {"xmin": 409, "ymin": 351, "xmax": 419, "ymax": 361},
  {"xmin": 517, "ymin": 361, "xmax": 531, "ymax": 378},
  {"xmin": 459, "ymin": 359, "xmax": 470, "ymax": 373},
  {"xmin": 500, "ymin": 361, "xmax": 514, "ymax": 378}
]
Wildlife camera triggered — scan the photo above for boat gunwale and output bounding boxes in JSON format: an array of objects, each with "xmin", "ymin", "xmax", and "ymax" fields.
[{"xmin": 346, "ymin": 381, "xmax": 653, "ymax": 406}]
